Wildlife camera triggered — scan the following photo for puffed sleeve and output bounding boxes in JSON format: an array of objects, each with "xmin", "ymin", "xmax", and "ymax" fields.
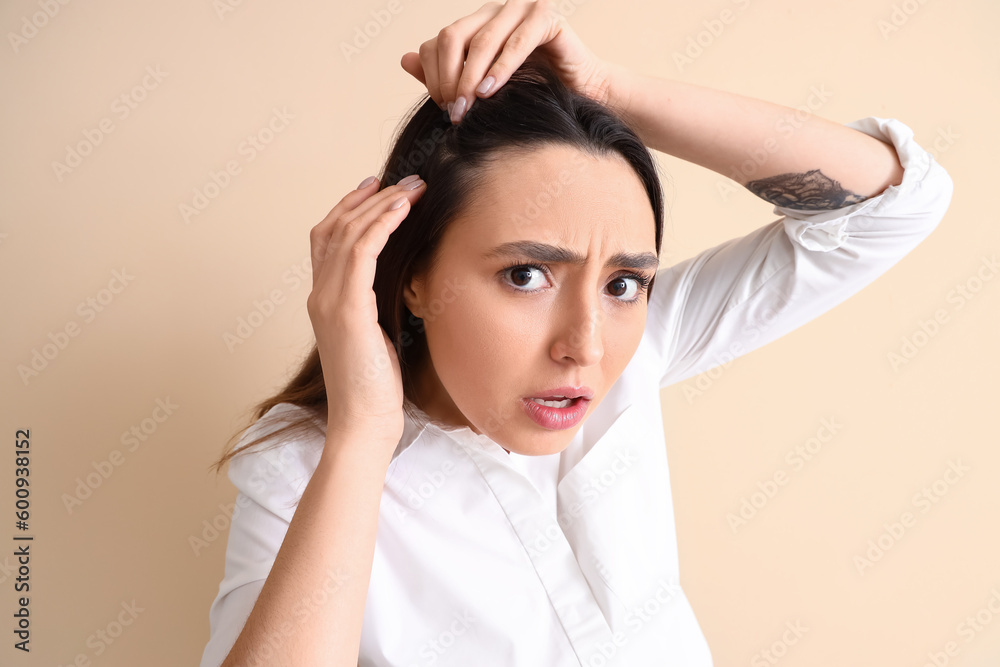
[
  {"xmin": 643, "ymin": 116, "xmax": 955, "ymax": 389},
  {"xmin": 198, "ymin": 404, "xmax": 325, "ymax": 667}
]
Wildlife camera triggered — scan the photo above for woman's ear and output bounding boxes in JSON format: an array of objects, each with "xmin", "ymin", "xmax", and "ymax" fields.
[{"xmin": 403, "ymin": 274, "xmax": 425, "ymax": 319}]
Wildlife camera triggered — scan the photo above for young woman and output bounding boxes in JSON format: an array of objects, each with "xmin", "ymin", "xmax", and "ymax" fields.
[{"xmin": 200, "ymin": 3, "xmax": 953, "ymax": 666}]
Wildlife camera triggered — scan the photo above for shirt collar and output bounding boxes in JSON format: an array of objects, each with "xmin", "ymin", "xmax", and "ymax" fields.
[{"xmin": 393, "ymin": 397, "xmax": 511, "ymax": 464}]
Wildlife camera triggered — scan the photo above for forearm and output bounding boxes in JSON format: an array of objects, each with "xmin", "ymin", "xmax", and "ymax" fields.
[
  {"xmin": 605, "ymin": 63, "xmax": 905, "ymax": 210},
  {"xmin": 221, "ymin": 438, "xmax": 391, "ymax": 667}
]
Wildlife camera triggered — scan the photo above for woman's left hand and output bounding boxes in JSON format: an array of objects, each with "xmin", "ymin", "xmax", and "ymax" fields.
[{"xmin": 400, "ymin": 0, "xmax": 619, "ymax": 124}]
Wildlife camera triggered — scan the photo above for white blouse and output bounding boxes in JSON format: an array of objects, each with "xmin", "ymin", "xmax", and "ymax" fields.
[{"xmin": 199, "ymin": 116, "xmax": 954, "ymax": 667}]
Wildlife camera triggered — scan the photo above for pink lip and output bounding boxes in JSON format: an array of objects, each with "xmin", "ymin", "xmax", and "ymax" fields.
[
  {"xmin": 525, "ymin": 385, "xmax": 594, "ymax": 401},
  {"xmin": 520, "ymin": 396, "xmax": 591, "ymax": 430}
]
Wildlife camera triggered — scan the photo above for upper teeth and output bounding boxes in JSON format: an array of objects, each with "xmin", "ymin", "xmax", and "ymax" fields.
[{"xmin": 532, "ymin": 397, "xmax": 573, "ymax": 408}]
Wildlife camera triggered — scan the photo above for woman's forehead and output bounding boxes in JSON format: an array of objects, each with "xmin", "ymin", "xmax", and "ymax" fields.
[{"xmin": 447, "ymin": 149, "xmax": 655, "ymax": 252}]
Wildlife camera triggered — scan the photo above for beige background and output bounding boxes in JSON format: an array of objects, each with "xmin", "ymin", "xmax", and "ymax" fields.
[{"xmin": 1, "ymin": 0, "xmax": 996, "ymax": 665}]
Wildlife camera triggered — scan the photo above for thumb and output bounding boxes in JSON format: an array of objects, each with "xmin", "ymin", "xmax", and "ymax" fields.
[{"xmin": 400, "ymin": 52, "xmax": 426, "ymax": 85}]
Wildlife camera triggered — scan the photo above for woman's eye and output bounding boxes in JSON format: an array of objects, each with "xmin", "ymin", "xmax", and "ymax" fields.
[
  {"xmin": 608, "ymin": 276, "xmax": 640, "ymax": 300},
  {"xmin": 506, "ymin": 265, "xmax": 547, "ymax": 290},
  {"xmin": 503, "ymin": 264, "xmax": 647, "ymax": 302}
]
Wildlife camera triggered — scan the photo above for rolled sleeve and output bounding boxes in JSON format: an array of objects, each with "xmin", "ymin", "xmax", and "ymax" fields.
[{"xmin": 644, "ymin": 116, "xmax": 955, "ymax": 389}]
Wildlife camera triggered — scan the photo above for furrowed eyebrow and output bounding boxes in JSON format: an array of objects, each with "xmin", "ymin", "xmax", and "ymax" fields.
[{"xmin": 482, "ymin": 240, "xmax": 659, "ymax": 272}]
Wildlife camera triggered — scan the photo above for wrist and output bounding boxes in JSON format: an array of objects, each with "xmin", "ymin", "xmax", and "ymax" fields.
[
  {"xmin": 323, "ymin": 420, "xmax": 399, "ymax": 460},
  {"xmin": 602, "ymin": 61, "xmax": 636, "ymax": 118},
  {"xmin": 319, "ymin": 432, "xmax": 397, "ymax": 476}
]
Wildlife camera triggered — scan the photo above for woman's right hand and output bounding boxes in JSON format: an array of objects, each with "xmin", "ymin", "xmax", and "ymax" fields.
[
  {"xmin": 307, "ymin": 173, "xmax": 427, "ymax": 457},
  {"xmin": 400, "ymin": 0, "xmax": 618, "ymax": 123}
]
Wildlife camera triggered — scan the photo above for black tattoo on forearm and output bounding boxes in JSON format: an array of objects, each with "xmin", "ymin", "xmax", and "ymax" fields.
[{"xmin": 745, "ymin": 169, "xmax": 868, "ymax": 210}]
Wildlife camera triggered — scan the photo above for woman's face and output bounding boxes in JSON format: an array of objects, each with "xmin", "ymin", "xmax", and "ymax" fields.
[{"xmin": 404, "ymin": 143, "xmax": 658, "ymax": 456}]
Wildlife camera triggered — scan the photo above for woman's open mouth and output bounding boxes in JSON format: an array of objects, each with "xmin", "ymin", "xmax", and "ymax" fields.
[{"xmin": 520, "ymin": 396, "xmax": 590, "ymax": 430}]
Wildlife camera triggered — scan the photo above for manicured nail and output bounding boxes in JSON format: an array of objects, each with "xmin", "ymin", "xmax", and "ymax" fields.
[
  {"xmin": 401, "ymin": 179, "xmax": 424, "ymax": 191},
  {"xmin": 398, "ymin": 174, "xmax": 421, "ymax": 185},
  {"xmin": 390, "ymin": 196, "xmax": 408, "ymax": 210},
  {"xmin": 356, "ymin": 175, "xmax": 377, "ymax": 189},
  {"xmin": 477, "ymin": 75, "xmax": 495, "ymax": 95},
  {"xmin": 447, "ymin": 101, "xmax": 454, "ymax": 117},
  {"xmin": 450, "ymin": 96, "xmax": 467, "ymax": 123}
]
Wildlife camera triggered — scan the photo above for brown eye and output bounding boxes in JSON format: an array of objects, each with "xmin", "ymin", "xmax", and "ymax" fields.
[
  {"xmin": 502, "ymin": 264, "xmax": 548, "ymax": 291},
  {"xmin": 608, "ymin": 278, "xmax": 629, "ymax": 297},
  {"xmin": 606, "ymin": 274, "xmax": 650, "ymax": 303},
  {"xmin": 510, "ymin": 267, "xmax": 535, "ymax": 287}
]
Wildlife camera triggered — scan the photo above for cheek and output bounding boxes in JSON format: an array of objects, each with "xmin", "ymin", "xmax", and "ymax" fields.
[
  {"xmin": 425, "ymin": 286, "xmax": 522, "ymax": 392},
  {"xmin": 619, "ymin": 306, "xmax": 648, "ymax": 342},
  {"xmin": 607, "ymin": 308, "xmax": 648, "ymax": 364},
  {"xmin": 425, "ymin": 280, "xmax": 648, "ymax": 397}
]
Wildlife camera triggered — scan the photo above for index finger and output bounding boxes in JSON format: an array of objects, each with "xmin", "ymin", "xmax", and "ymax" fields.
[
  {"xmin": 464, "ymin": 3, "xmax": 554, "ymax": 106},
  {"xmin": 310, "ymin": 175, "xmax": 421, "ymax": 276},
  {"xmin": 434, "ymin": 3, "xmax": 506, "ymax": 121},
  {"xmin": 318, "ymin": 171, "xmax": 417, "ymax": 229}
]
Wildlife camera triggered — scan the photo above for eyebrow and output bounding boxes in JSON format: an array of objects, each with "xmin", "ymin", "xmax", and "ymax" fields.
[{"xmin": 482, "ymin": 240, "xmax": 660, "ymax": 272}]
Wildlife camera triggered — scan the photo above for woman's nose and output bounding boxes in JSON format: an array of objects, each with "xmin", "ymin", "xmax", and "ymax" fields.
[{"xmin": 550, "ymin": 291, "xmax": 605, "ymax": 366}]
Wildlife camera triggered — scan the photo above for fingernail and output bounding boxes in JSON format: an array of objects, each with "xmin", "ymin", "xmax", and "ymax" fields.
[
  {"xmin": 398, "ymin": 174, "xmax": 421, "ymax": 185},
  {"xmin": 390, "ymin": 196, "xmax": 408, "ymax": 210},
  {"xmin": 447, "ymin": 101, "xmax": 454, "ymax": 117},
  {"xmin": 401, "ymin": 179, "xmax": 425, "ymax": 191},
  {"xmin": 356, "ymin": 175, "xmax": 377, "ymax": 189},
  {"xmin": 476, "ymin": 76, "xmax": 495, "ymax": 95},
  {"xmin": 450, "ymin": 96, "xmax": 467, "ymax": 123}
]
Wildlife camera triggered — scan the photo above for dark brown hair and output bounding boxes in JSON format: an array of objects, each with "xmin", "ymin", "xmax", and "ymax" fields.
[{"xmin": 207, "ymin": 59, "xmax": 667, "ymax": 477}]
